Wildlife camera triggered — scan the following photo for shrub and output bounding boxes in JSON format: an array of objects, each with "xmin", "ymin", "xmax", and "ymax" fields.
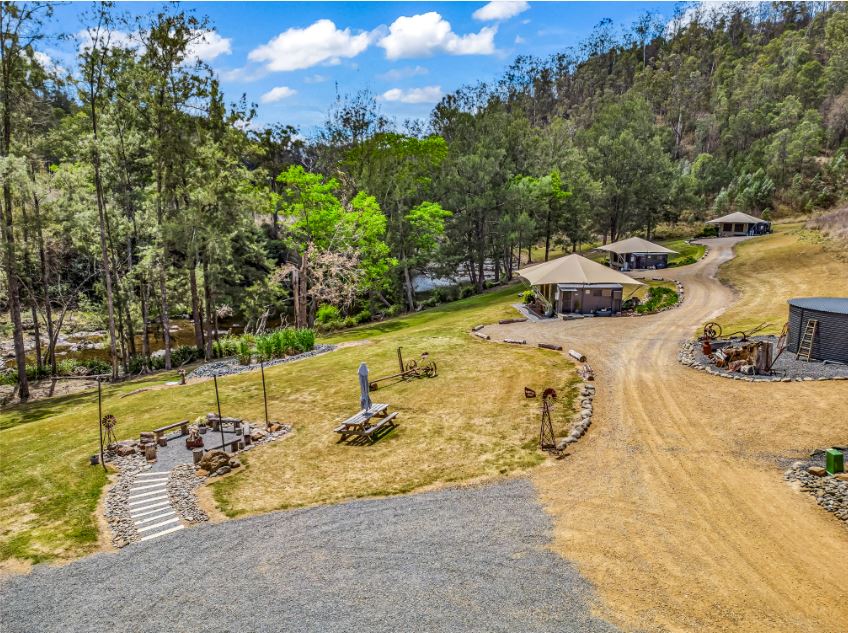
[
  {"xmin": 459, "ymin": 285, "xmax": 475, "ymax": 299},
  {"xmin": 170, "ymin": 346, "xmax": 199, "ymax": 367},
  {"xmin": 78, "ymin": 358, "xmax": 111, "ymax": 375},
  {"xmin": 127, "ymin": 355, "xmax": 147, "ymax": 375},
  {"xmin": 254, "ymin": 334, "xmax": 274, "ymax": 361},
  {"xmin": 636, "ymin": 286, "xmax": 678, "ymax": 313},
  {"xmin": 354, "ymin": 309, "xmax": 372, "ymax": 324},
  {"xmin": 432, "ymin": 287, "xmax": 456, "ymax": 304},
  {"xmin": 292, "ymin": 328, "xmax": 315, "ymax": 353},
  {"xmin": 385, "ymin": 304, "xmax": 403, "ymax": 317},
  {"xmin": 672, "ymin": 255, "xmax": 697, "ymax": 267},
  {"xmin": 522, "ymin": 290, "xmax": 536, "ymax": 304},
  {"xmin": 236, "ymin": 336, "xmax": 253, "ymax": 365},
  {"xmin": 316, "ymin": 304, "xmax": 341, "ymax": 325},
  {"xmin": 420, "ymin": 296, "xmax": 438, "ymax": 308}
]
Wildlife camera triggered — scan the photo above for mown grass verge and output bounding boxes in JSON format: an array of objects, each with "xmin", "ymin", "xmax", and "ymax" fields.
[
  {"xmin": 712, "ymin": 222, "xmax": 848, "ymax": 336},
  {"xmin": 0, "ymin": 285, "xmax": 577, "ymax": 563}
]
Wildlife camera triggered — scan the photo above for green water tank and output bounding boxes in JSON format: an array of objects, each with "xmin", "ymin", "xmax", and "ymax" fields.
[{"xmin": 826, "ymin": 448, "xmax": 844, "ymax": 475}]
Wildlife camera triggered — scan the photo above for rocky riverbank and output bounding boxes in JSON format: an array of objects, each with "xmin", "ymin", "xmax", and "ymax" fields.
[{"xmin": 187, "ymin": 345, "xmax": 336, "ymax": 380}]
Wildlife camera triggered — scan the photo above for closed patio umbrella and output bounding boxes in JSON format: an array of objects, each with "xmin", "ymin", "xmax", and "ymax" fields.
[{"xmin": 358, "ymin": 362, "xmax": 371, "ymax": 412}]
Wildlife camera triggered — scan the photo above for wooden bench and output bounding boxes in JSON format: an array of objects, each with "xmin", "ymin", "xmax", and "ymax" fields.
[
  {"xmin": 153, "ymin": 420, "xmax": 189, "ymax": 442},
  {"xmin": 207, "ymin": 438, "xmax": 243, "ymax": 453},
  {"xmin": 334, "ymin": 404, "xmax": 398, "ymax": 444}
]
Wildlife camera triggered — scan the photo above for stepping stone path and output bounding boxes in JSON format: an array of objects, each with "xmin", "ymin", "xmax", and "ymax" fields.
[{"xmin": 128, "ymin": 470, "xmax": 184, "ymax": 541}]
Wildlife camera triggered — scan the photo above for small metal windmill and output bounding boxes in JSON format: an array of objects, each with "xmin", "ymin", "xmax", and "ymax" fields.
[
  {"xmin": 538, "ymin": 388, "xmax": 557, "ymax": 452},
  {"xmin": 101, "ymin": 414, "xmax": 118, "ymax": 447},
  {"xmin": 525, "ymin": 386, "xmax": 558, "ymax": 453}
]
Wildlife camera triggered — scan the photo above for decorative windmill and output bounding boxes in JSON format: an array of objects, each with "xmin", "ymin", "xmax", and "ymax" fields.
[
  {"xmin": 525, "ymin": 387, "xmax": 558, "ymax": 453},
  {"xmin": 100, "ymin": 414, "xmax": 118, "ymax": 448}
]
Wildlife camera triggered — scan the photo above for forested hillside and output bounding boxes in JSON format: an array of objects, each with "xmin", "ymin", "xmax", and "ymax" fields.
[{"xmin": 2, "ymin": 1, "xmax": 847, "ymax": 399}]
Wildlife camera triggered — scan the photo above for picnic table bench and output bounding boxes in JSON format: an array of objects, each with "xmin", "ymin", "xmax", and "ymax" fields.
[
  {"xmin": 153, "ymin": 419, "xmax": 189, "ymax": 442},
  {"xmin": 334, "ymin": 403, "xmax": 398, "ymax": 443}
]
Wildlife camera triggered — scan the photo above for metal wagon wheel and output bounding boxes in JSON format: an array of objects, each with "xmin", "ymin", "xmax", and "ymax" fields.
[
  {"xmin": 703, "ymin": 322, "xmax": 722, "ymax": 340},
  {"xmin": 420, "ymin": 358, "xmax": 437, "ymax": 378}
]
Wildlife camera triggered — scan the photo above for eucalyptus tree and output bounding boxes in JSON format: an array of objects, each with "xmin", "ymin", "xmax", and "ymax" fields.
[
  {"xmin": 135, "ymin": 8, "xmax": 212, "ymax": 369},
  {"xmin": 0, "ymin": 1, "xmax": 52, "ymax": 399}
]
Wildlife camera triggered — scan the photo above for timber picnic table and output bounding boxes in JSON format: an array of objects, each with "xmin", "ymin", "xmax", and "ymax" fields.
[{"xmin": 334, "ymin": 403, "xmax": 398, "ymax": 444}]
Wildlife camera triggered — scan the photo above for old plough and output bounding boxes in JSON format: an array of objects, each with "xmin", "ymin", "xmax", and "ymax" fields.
[{"xmin": 368, "ymin": 347, "xmax": 437, "ymax": 390}]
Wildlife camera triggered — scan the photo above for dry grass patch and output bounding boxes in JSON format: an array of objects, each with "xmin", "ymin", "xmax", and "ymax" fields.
[{"xmin": 714, "ymin": 222, "xmax": 848, "ymax": 335}]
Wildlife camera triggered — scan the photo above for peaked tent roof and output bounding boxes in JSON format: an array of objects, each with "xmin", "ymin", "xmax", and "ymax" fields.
[
  {"xmin": 518, "ymin": 254, "xmax": 645, "ymax": 287},
  {"xmin": 706, "ymin": 211, "xmax": 768, "ymax": 225},
  {"xmin": 595, "ymin": 236, "xmax": 678, "ymax": 255}
]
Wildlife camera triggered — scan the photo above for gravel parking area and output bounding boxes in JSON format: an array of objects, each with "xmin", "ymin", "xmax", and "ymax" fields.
[{"xmin": 0, "ymin": 479, "xmax": 619, "ymax": 633}]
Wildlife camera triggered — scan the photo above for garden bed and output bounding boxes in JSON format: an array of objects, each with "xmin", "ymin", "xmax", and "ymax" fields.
[{"xmin": 187, "ymin": 344, "xmax": 336, "ymax": 379}]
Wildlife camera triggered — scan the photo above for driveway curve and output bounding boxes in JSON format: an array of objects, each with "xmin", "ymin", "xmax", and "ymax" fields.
[{"xmin": 485, "ymin": 238, "xmax": 848, "ymax": 632}]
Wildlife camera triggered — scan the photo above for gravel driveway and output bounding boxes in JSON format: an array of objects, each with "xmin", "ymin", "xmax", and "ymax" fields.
[{"xmin": 1, "ymin": 479, "xmax": 619, "ymax": 633}]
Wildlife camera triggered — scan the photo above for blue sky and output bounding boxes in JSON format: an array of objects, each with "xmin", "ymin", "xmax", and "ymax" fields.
[{"xmin": 44, "ymin": 1, "xmax": 683, "ymax": 132}]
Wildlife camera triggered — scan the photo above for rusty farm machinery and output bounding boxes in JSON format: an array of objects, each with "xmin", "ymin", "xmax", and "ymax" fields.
[
  {"xmin": 700, "ymin": 321, "xmax": 790, "ymax": 375},
  {"xmin": 367, "ymin": 347, "xmax": 438, "ymax": 391}
]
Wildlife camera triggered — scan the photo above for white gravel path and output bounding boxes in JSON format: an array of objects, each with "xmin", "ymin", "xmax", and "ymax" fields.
[{"xmin": 1, "ymin": 479, "xmax": 619, "ymax": 633}]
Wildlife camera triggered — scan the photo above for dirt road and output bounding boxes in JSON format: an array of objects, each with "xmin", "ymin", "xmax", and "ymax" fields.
[{"xmin": 485, "ymin": 238, "xmax": 848, "ymax": 632}]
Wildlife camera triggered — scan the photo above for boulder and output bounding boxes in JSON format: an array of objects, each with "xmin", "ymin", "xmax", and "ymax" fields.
[
  {"xmin": 199, "ymin": 450, "xmax": 230, "ymax": 473},
  {"xmin": 228, "ymin": 459, "xmax": 241, "ymax": 469},
  {"xmin": 115, "ymin": 445, "xmax": 136, "ymax": 457},
  {"xmin": 195, "ymin": 469, "xmax": 209, "ymax": 478},
  {"xmin": 250, "ymin": 429, "xmax": 268, "ymax": 442},
  {"xmin": 834, "ymin": 473, "xmax": 848, "ymax": 482},
  {"xmin": 213, "ymin": 465, "xmax": 231, "ymax": 477},
  {"xmin": 808, "ymin": 466, "xmax": 827, "ymax": 477},
  {"xmin": 269, "ymin": 423, "xmax": 282, "ymax": 432}
]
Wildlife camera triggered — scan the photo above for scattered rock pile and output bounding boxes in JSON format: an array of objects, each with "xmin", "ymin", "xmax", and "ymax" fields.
[
  {"xmin": 104, "ymin": 454, "xmax": 149, "ymax": 548},
  {"xmin": 187, "ymin": 345, "xmax": 335, "ymax": 380},
  {"xmin": 784, "ymin": 449, "xmax": 848, "ymax": 524},
  {"xmin": 168, "ymin": 464, "xmax": 208, "ymax": 524},
  {"xmin": 196, "ymin": 424, "xmax": 292, "ymax": 477}
]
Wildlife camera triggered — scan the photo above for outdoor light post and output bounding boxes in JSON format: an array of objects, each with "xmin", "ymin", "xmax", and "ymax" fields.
[
  {"xmin": 213, "ymin": 374, "xmax": 225, "ymax": 449},
  {"xmin": 260, "ymin": 360, "xmax": 269, "ymax": 430},
  {"xmin": 97, "ymin": 377, "xmax": 106, "ymax": 472}
]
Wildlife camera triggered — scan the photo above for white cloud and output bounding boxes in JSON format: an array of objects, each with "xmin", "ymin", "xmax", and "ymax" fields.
[
  {"xmin": 514, "ymin": 35, "xmax": 525, "ymax": 45},
  {"xmin": 378, "ymin": 65, "xmax": 429, "ymax": 81},
  {"xmin": 187, "ymin": 30, "xmax": 231, "ymax": 62},
  {"xmin": 77, "ymin": 29, "xmax": 142, "ymax": 53},
  {"xmin": 248, "ymin": 19, "xmax": 370, "ymax": 71},
  {"xmin": 473, "ymin": 1, "xmax": 530, "ymax": 22},
  {"xmin": 304, "ymin": 73, "xmax": 329, "ymax": 84},
  {"xmin": 260, "ymin": 86, "xmax": 297, "ymax": 103},
  {"xmin": 378, "ymin": 12, "xmax": 496, "ymax": 60},
  {"xmin": 380, "ymin": 85, "xmax": 443, "ymax": 104}
]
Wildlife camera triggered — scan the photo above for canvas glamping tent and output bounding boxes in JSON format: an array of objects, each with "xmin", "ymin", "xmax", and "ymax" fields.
[
  {"xmin": 518, "ymin": 253, "xmax": 644, "ymax": 315},
  {"xmin": 706, "ymin": 211, "xmax": 771, "ymax": 237},
  {"xmin": 595, "ymin": 236, "xmax": 678, "ymax": 271}
]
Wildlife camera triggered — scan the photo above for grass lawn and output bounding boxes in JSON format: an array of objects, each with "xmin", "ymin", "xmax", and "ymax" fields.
[
  {"xmin": 662, "ymin": 239, "xmax": 706, "ymax": 266},
  {"xmin": 0, "ymin": 285, "xmax": 578, "ymax": 564},
  {"xmin": 712, "ymin": 222, "xmax": 848, "ymax": 336}
]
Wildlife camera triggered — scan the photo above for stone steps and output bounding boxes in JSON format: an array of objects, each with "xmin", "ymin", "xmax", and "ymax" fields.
[{"xmin": 128, "ymin": 471, "xmax": 184, "ymax": 542}]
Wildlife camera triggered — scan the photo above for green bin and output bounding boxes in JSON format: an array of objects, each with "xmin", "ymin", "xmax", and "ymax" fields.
[{"xmin": 826, "ymin": 448, "xmax": 844, "ymax": 475}]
